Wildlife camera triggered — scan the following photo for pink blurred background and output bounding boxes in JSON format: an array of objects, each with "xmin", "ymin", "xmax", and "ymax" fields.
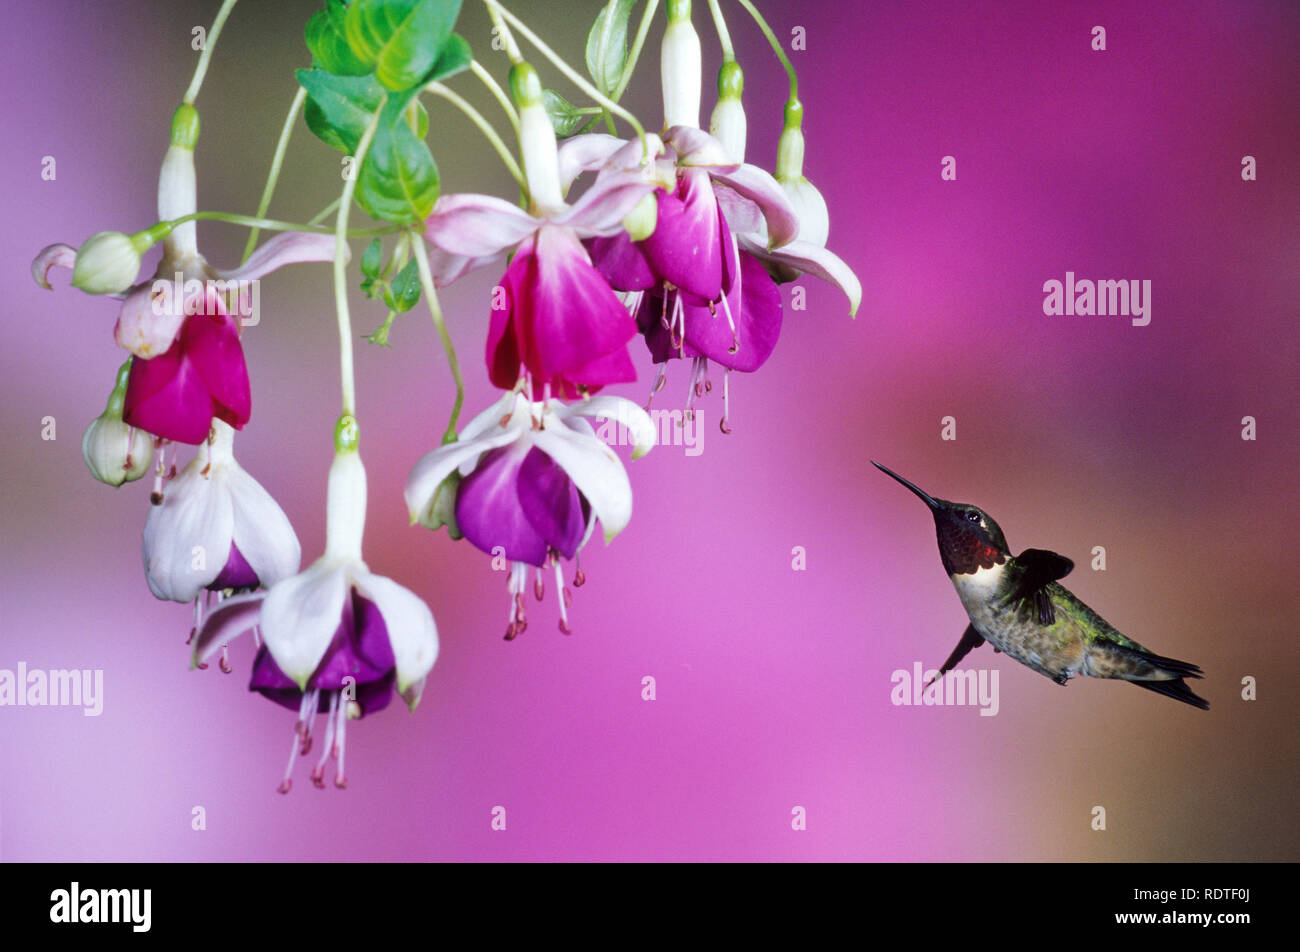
[{"xmin": 1, "ymin": 0, "xmax": 1296, "ymax": 861}]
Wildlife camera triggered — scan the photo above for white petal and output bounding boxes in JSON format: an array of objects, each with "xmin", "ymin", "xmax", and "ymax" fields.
[
  {"xmin": 142, "ymin": 461, "xmax": 234, "ymax": 603},
  {"xmin": 531, "ymin": 421, "xmax": 634, "ymax": 543},
  {"xmin": 739, "ymin": 235, "xmax": 862, "ymax": 317},
  {"xmin": 225, "ymin": 464, "xmax": 301, "ymax": 588},
  {"xmin": 553, "ymin": 172, "xmax": 656, "ymax": 238},
  {"xmin": 457, "ymin": 389, "xmax": 526, "ymax": 443},
  {"xmin": 711, "ymin": 164, "xmax": 798, "ymax": 248},
  {"xmin": 558, "ymin": 395, "xmax": 656, "ymax": 459},
  {"xmin": 557, "ymin": 133, "xmax": 626, "ymax": 191},
  {"xmin": 663, "ymin": 125, "xmax": 736, "ymax": 168},
  {"xmin": 404, "ymin": 426, "xmax": 519, "ymax": 524},
  {"xmin": 353, "ymin": 570, "xmax": 438, "ymax": 700},
  {"xmin": 424, "ymin": 193, "xmax": 540, "ymax": 257},
  {"xmin": 211, "ymin": 232, "xmax": 340, "ymax": 282},
  {"xmin": 31, "ymin": 243, "xmax": 77, "ymax": 289},
  {"xmin": 192, "ymin": 592, "xmax": 265, "ymax": 669},
  {"xmin": 259, "ymin": 559, "xmax": 350, "ymax": 690}
]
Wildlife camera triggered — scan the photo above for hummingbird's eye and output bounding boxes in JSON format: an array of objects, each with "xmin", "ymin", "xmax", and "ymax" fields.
[{"xmin": 965, "ymin": 510, "xmax": 981, "ymax": 523}]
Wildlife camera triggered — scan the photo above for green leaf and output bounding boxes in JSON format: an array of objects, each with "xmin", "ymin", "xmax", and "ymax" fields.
[
  {"xmin": 383, "ymin": 259, "xmax": 422, "ymax": 312},
  {"xmin": 360, "ymin": 238, "xmax": 382, "ymax": 279},
  {"xmin": 585, "ymin": 0, "xmax": 635, "ymax": 96},
  {"xmin": 543, "ymin": 89, "xmax": 590, "ymax": 139},
  {"xmin": 306, "ymin": 0, "xmax": 371, "ymax": 75},
  {"xmin": 297, "ymin": 68, "xmax": 385, "ymax": 153},
  {"xmin": 357, "ymin": 97, "xmax": 439, "ymax": 223},
  {"xmin": 345, "ymin": 0, "xmax": 463, "ymax": 92},
  {"xmin": 425, "ymin": 32, "xmax": 472, "ymax": 84}
]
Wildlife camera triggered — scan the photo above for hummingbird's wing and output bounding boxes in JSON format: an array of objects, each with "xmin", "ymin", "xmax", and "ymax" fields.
[
  {"xmin": 1003, "ymin": 549, "xmax": 1074, "ymax": 625},
  {"xmin": 925, "ymin": 624, "xmax": 985, "ymax": 688}
]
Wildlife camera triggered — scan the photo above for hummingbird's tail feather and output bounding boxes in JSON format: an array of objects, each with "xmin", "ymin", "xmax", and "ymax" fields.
[
  {"xmin": 1131, "ymin": 677, "xmax": 1210, "ymax": 710},
  {"xmin": 1085, "ymin": 642, "xmax": 1209, "ymax": 709}
]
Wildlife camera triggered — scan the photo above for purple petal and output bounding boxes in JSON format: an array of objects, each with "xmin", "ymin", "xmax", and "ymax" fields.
[
  {"xmin": 585, "ymin": 232, "xmax": 657, "ymax": 292},
  {"xmin": 250, "ymin": 589, "xmax": 396, "ymax": 717},
  {"xmin": 208, "ymin": 540, "xmax": 260, "ymax": 591},
  {"xmin": 455, "ymin": 445, "xmax": 550, "ymax": 567},
  {"xmin": 516, "ymin": 447, "xmax": 586, "ymax": 559}
]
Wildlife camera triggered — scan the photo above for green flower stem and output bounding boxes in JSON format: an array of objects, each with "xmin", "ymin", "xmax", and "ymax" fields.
[
  {"xmin": 425, "ymin": 82, "xmax": 526, "ymax": 192},
  {"xmin": 706, "ymin": 0, "xmax": 736, "ymax": 63},
  {"xmin": 165, "ymin": 210, "xmax": 394, "ymax": 238},
  {"xmin": 484, "ymin": 3, "xmax": 524, "ymax": 63},
  {"xmin": 611, "ymin": 0, "xmax": 660, "ymax": 101},
  {"xmin": 735, "ymin": 0, "xmax": 797, "ymax": 102},
  {"xmin": 410, "ymin": 235, "xmax": 465, "ymax": 443},
  {"xmin": 242, "ymin": 86, "xmax": 307, "ymax": 263},
  {"xmin": 308, "ymin": 197, "xmax": 341, "ymax": 226},
  {"xmin": 333, "ymin": 103, "xmax": 386, "ymax": 418},
  {"xmin": 471, "ymin": 59, "xmax": 521, "ymax": 136},
  {"xmin": 183, "ymin": 0, "xmax": 239, "ymax": 105},
  {"xmin": 485, "ymin": 0, "xmax": 649, "ymax": 153}
]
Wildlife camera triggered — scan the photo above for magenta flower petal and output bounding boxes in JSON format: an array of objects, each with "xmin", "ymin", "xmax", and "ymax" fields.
[
  {"xmin": 183, "ymin": 290, "xmax": 251, "ymax": 428},
  {"xmin": 495, "ymin": 224, "xmax": 636, "ymax": 394},
  {"xmin": 122, "ymin": 341, "xmax": 218, "ymax": 445},
  {"xmin": 640, "ymin": 169, "xmax": 724, "ymax": 300},
  {"xmin": 455, "ymin": 446, "xmax": 551, "ymax": 566}
]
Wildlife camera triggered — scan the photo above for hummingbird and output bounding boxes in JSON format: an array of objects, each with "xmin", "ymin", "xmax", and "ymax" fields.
[{"xmin": 873, "ymin": 461, "xmax": 1208, "ymax": 710}]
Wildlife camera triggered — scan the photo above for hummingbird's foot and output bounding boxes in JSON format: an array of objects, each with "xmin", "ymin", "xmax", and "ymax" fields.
[{"xmin": 1052, "ymin": 671, "xmax": 1070, "ymax": 686}]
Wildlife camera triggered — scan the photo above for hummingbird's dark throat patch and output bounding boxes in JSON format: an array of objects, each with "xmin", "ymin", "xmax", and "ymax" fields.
[{"xmin": 937, "ymin": 522, "xmax": 1006, "ymax": 575}]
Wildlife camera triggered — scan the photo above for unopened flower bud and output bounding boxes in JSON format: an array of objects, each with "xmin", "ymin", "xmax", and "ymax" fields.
[
  {"xmin": 661, "ymin": 2, "xmax": 702, "ymax": 129},
  {"xmin": 622, "ymin": 192, "xmax": 658, "ymax": 241},
  {"xmin": 71, "ymin": 231, "xmax": 145, "ymax": 295},
  {"xmin": 82, "ymin": 360, "xmax": 152, "ymax": 486}
]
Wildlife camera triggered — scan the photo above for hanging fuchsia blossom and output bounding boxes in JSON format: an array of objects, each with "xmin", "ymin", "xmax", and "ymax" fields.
[
  {"xmin": 143, "ymin": 420, "xmax": 301, "ymax": 664},
  {"xmin": 32, "ymin": 114, "xmax": 336, "ymax": 444},
  {"xmin": 196, "ymin": 445, "xmax": 438, "ymax": 791},
  {"xmin": 405, "ymin": 387, "xmax": 655, "ymax": 638},
  {"xmin": 423, "ymin": 62, "xmax": 657, "ymax": 399}
]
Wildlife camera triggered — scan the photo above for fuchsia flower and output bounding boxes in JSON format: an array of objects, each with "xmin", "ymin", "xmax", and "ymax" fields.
[
  {"xmin": 423, "ymin": 62, "xmax": 658, "ymax": 399},
  {"xmin": 142, "ymin": 420, "xmax": 301, "ymax": 661},
  {"xmin": 568, "ymin": 125, "xmax": 796, "ymax": 428},
  {"xmin": 405, "ymin": 387, "xmax": 655, "ymax": 638},
  {"xmin": 32, "ymin": 128, "xmax": 337, "ymax": 444},
  {"xmin": 195, "ymin": 447, "xmax": 438, "ymax": 792}
]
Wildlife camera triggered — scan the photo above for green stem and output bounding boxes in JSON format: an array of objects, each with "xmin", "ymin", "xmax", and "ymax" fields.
[
  {"xmin": 410, "ymin": 235, "xmax": 465, "ymax": 442},
  {"xmin": 425, "ymin": 82, "xmax": 526, "ymax": 192},
  {"xmin": 484, "ymin": 3, "xmax": 524, "ymax": 63},
  {"xmin": 242, "ymin": 87, "xmax": 307, "ymax": 262},
  {"xmin": 166, "ymin": 210, "xmax": 394, "ymax": 238},
  {"xmin": 612, "ymin": 0, "xmax": 660, "ymax": 101},
  {"xmin": 707, "ymin": 0, "xmax": 736, "ymax": 63},
  {"xmin": 333, "ymin": 103, "xmax": 386, "ymax": 417},
  {"xmin": 471, "ymin": 59, "xmax": 521, "ymax": 136},
  {"xmin": 183, "ymin": 0, "xmax": 239, "ymax": 104},
  {"xmin": 486, "ymin": 0, "xmax": 648, "ymax": 152},
  {"xmin": 308, "ymin": 198, "xmax": 341, "ymax": 226},
  {"xmin": 735, "ymin": 0, "xmax": 797, "ymax": 101}
]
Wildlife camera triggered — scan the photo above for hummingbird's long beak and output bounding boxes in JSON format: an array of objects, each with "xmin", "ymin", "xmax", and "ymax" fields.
[{"xmin": 871, "ymin": 461, "xmax": 941, "ymax": 510}]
